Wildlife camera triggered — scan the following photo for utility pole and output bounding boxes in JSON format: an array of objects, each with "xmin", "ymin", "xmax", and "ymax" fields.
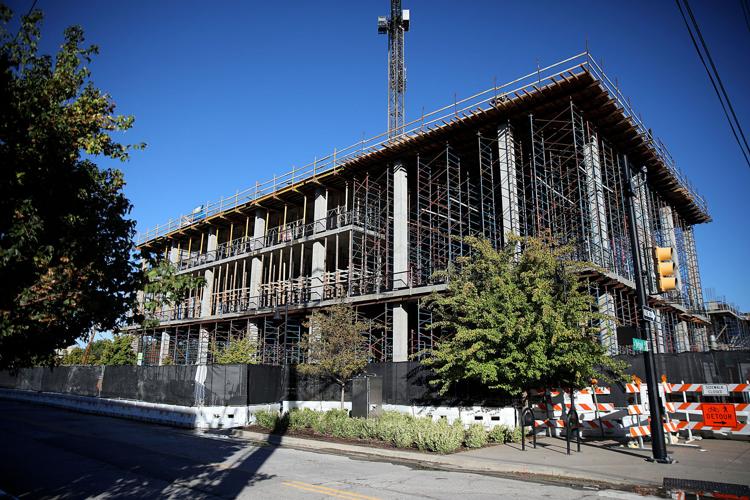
[
  {"xmin": 622, "ymin": 157, "xmax": 673, "ymax": 464},
  {"xmin": 378, "ymin": 0, "xmax": 410, "ymax": 138}
]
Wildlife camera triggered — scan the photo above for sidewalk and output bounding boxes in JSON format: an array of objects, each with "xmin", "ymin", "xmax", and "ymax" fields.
[{"xmin": 226, "ymin": 429, "xmax": 749, "ymax": 491}]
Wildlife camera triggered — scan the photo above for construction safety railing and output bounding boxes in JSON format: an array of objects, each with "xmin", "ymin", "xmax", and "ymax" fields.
[
  {"xmin": 136, "ymin": 269, "xmax": 421, "ymax": 325},
  {"xmin": 137, "ymin": 51, "xmax": 708, "ymax": 245},
  {"xmin": 705, "ymin": 299, "xmax": 745, "ymax": 317},
  {"xmin": 142, "ymin": 297, "xmax": 202, "ymax": 324},
  {"xmin": 174, "ymin": 205, "xmax": 381, "ymax": 273},
  {"xmin": 584, "ymin": 57, "xmax": 708, "ymax": 216}
]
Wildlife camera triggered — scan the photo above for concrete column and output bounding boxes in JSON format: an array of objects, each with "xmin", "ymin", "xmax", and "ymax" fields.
[
  {"xmin": 597, "ymin": 292, "xmax": 618, "ymax": 356},
  {"xmin": 313, "ymin": 187, "xmax": 328, "ymax": 227},
  {"xmin": 497, "ymin": 123, "xmax": 519, "ymax": 245},
  {"xmin": 583, "ymin": 136, "xmax": 610, "ymax": 268},
  {"xmin": 136, "ymin": 258, "xmax": 146, "ymax": 316},
  {"xmin": 675, "ymin": 321, "xmax": 690, "ymax": 353},
  {"xmin": 635, "ymin": 182, "xmax": 656, "ymax": 288},
  {"xmin": 158, "ymin": 331, "xmax": 171, "ymax": 365},
  {"xmin": 391, "ymin": 162, "xmax": 410, "ymax": 363},
  {"xmin": 311, "ymin": 188, "xmax": 328, "ymax": 300},
  {"xmin": 393, "ymin": 162, "xmax": 409, "ymax": 288},
  {"xmin": 247, "ymin": 320, "xmax": 259, "ymax": 356},
  {"xmin": 131, "ymin": 335, "xmax": 141, "ymax": 365},
  {"xmin": 653, "ymin": 310, "xmax": 666, "ymax": 354},
  {"xmin": 692, "ymin": 325, "xmax": 708, "ymax": 352},
  {"xmin": 658, "ymin": 206, "xmax": 681, "ymax": 293},
  {"xmin": 197, "ymin": 327, "xmax": 210, "ymax": 365},
  {"xmin": 249, "ymin": 209, "xmax": 267, "ymax": 308},
  {"xmin": 392, "ymin": 304, "xmax": 409, "ymax": 362},
  {"xmin": 683, "ymin": 227, "xmax": 704, "ymax": 309},
  {"xmin": 169, "ymin": 243, "xmax": 179, "ymax": 265},
  {"xmin": 200, "ymin": 229, "xmax": 217, "ymax": 317}
]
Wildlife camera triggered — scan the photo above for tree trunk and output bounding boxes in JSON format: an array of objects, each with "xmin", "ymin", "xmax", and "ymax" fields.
[{"xmin": 340, "ymin": 383, "xmax": 345, "ymax": 410}]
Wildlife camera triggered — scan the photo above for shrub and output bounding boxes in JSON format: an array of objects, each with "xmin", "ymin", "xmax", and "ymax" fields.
[
  {"xmin": 358, "ymin": 418, "xmax": 380, "ymax": 440},
  {"xmin": 488, "ymin": 424, "xmax": 513, "ymax": 444},
  {"xmin": 329, "ymin": 416, "xmax": 354, "ymax": 438},
  {"xmin": 259, "ymin": 408, "xmax": 470, "ymax": 454},
  {"xmin": 464, "ymin": 424, "xmax": 488, "ymax": 448},
  {"xmin": 337, "ymin": 417, "xmax": 367, "ymax": 439},
  {"xmin": 424, "ymin": 419, "xmax": 464, "ymax": 454},
  {"xmin": 412, "ymin": 417, "xmax": 434, "ymax": 451},
  {"xmin": 311, "ymin": 415, "xmax": 328, "ymax": 434},
  {"xmin": 510, "ymin": 426, "xmax": 523, "ymax": 443},
  {"xmin": 373, "ymin": 411, "xmax": 413, "ymax": 445},
  {"xmin": 391, "ymin": 421, "xmax": 415, "ymax": 448},
  {"xmin": 311, "ymin": 408, "xmax": 349, "ymax": 435},
  {"xmin": 288, "ymin": 408, "xmax": 320, "ymax": 431},
  {"xmin": 254, "ymin": 410, "xmax": 279, "ymax": 430}
]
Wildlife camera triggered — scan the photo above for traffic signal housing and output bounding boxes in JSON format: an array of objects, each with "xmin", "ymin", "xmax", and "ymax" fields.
[{"xmin": 653, "ymin": 246, "xmax": 677, "ymax": 292}]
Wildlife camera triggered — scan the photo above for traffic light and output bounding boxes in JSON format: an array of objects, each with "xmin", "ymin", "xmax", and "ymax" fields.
[{"xmin": 653, "ymin": 246, "xmax": 677, "ymax": 292}]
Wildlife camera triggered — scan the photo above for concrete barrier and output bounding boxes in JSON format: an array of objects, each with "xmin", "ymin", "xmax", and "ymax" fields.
[{"xmin": 0, "ymin": 388, "xmax": 251, "ymax": 429}]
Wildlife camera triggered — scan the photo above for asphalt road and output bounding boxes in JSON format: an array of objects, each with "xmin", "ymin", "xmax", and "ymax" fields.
[{"xmin": 0, "ymin": 399, "xmax": 652, "ymax": 499}]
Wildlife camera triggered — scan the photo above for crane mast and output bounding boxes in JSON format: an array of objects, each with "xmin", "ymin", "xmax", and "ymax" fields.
[{"xmin": 378, "ymin": 0, "xmax": 410, "ymax": 139}]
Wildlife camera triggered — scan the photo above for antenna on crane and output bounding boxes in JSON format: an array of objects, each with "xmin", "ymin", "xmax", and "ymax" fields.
[{"xmin": 378, "ymin": 0, "xmax": 410, "ymax": 139}]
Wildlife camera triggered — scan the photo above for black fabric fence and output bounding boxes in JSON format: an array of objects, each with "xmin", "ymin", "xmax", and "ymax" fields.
[
  {"xmin": 1, "ymin": 351, "xmax": 747, "ymax": 408},
  {"xmin": 620, "ymin": 351, "xmax": 750, "ymax": 384},
  {"xmin": 605, "ymin": 351, "xmax": 750, "ymax": 407},
  {"xmin": 100, "ymin": 365, "xmax": 198, "ymax": 406},
  {"xmin": 204, "ymin": 364, "xmax": 248, "ymax": 406}
]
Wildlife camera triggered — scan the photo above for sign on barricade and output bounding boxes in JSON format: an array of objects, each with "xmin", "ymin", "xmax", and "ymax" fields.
[
  {"xmin": 701, "ymin": 404, "xmax": 738, "ymax": 428},
  {"xmin": 532, "ymin": 377, "xmax": 750, "ymax": 445},
  {"xmin": 663, "ymin": 379, "xmax": 750, "ymax": 440}
]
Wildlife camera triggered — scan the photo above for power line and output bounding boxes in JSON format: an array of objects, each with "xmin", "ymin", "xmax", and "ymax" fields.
[
  {"xmin": 675, "ymin": 0, "xmax": 750, "ymax": 169},
  {"xmin": 684, "ymin": 0, "xmax": 750, "ymax": 159},
  {"xmin": 12, "ymin": 0, "xmax": 39, "ymax": 42},
  {"xmin": 742, "ymin": 0, "xmax": 750, "ymax": 33}
]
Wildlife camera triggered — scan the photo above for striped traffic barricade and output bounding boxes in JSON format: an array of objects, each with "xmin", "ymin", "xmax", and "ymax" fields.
[{"xmin": 664, "ymin": 379, "xmax": 750, "ymax": 440}]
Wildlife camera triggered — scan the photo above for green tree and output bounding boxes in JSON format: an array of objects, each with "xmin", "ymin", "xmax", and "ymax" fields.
[
  {"xmin": 299, "ymin": 303, "xmax": 371, "ymax": 409},
  {"xmin": 211, "ymin": 337, "xmax": 258, "ymax": 364},
  {"xmin": 60, "ymin": 346, "xmax": 84, "ymax": 365},
  {"xmin": 98, "ymin": 334, "xmax": 136, "ymax": 365},
  {"xmin": 422, "ymin": 235, "xmax": 624, "ymax": 402},
  {"xmin": 0, "ymin": 6, "xmax": 144, "ymax": 371},
  {"xmin": 141, "ymin": 260, "xmax": 204, "ymax": 328},
  {"xmin": 85, "ymin": 338, "xmax": 109, "ymax": 365}
]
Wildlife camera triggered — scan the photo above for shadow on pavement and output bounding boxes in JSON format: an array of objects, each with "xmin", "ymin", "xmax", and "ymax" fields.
[{"xmin": 0, "ymin": 399, "xmax": 288, "ymax": 499}]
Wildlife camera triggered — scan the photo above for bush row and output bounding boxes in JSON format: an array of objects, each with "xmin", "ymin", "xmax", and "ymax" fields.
[{"xmin": 252, "ymin": 408, "xmax": 521, "ymax": 454}]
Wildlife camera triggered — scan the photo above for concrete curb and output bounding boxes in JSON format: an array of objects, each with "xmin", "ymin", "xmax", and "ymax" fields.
[{"xmin": 227, "ymin": 429, "xmax": 654, "ymax": 490}]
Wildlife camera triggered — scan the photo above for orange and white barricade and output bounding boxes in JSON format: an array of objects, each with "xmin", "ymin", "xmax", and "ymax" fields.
[
  {"xmin": 669, "ymin": 383, "xmax": 750, "ymax": 394},
  {"xmin": 532, "ymin": 386, "xmax": 622, "ymax": 437},
  {"xmin": 663, "ymin": 380, "xmax": 750, "ymax": 440},
  {"xmin": 621, "ymin": 375, "xmax": 681, "ymax": 446}
]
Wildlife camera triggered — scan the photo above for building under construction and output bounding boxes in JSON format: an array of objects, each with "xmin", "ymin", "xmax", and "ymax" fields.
[
  {"xmin": 131, "ymin": 52, "xmax": 712, "ymax": 366},
  {"xmin": 705, "ymin": 292, "xmax": 750, "ymax": 350}
]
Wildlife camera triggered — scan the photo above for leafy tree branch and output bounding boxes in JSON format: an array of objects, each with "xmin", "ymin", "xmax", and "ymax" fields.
[{"xmin": 422, "ymin": 235, "xmax": 625, "ymax": 403}]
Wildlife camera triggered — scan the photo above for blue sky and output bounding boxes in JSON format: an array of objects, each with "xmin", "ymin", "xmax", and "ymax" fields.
[{"xmin": 10, "ymin": 0, "xmax": 750, "ymax": 310}]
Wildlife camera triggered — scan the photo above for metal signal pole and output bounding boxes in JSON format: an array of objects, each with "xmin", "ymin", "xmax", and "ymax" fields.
[
  {"xmin": 622, "ymin": 156, "xmax": 673, "ymax": 464},
  {"xmin": 378, "ymin": 0, "xmax": 410, "ymax": 138}
]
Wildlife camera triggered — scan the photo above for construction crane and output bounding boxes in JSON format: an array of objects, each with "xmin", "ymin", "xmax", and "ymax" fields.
[{"xmin": 378, "ymin": 0, "xmax": 410, "ymax": 139}]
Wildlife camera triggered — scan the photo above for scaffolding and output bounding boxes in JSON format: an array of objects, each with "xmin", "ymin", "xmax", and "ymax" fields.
[
  {"xmin": 133, "ymin": 53, "xmax": 713, "ymax": 365},
  {"xmin": 412, "ymin": 144, "xmax": 471, "ymax": 286},
  {"xmin": 705, "ymin": 292, "xmax": 750, "ymax": 349}
]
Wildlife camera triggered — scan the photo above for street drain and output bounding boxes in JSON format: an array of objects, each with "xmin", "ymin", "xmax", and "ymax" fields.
[{"xmin": 663, "ymin": 478, "xmax": 750, "ymax": 499}]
